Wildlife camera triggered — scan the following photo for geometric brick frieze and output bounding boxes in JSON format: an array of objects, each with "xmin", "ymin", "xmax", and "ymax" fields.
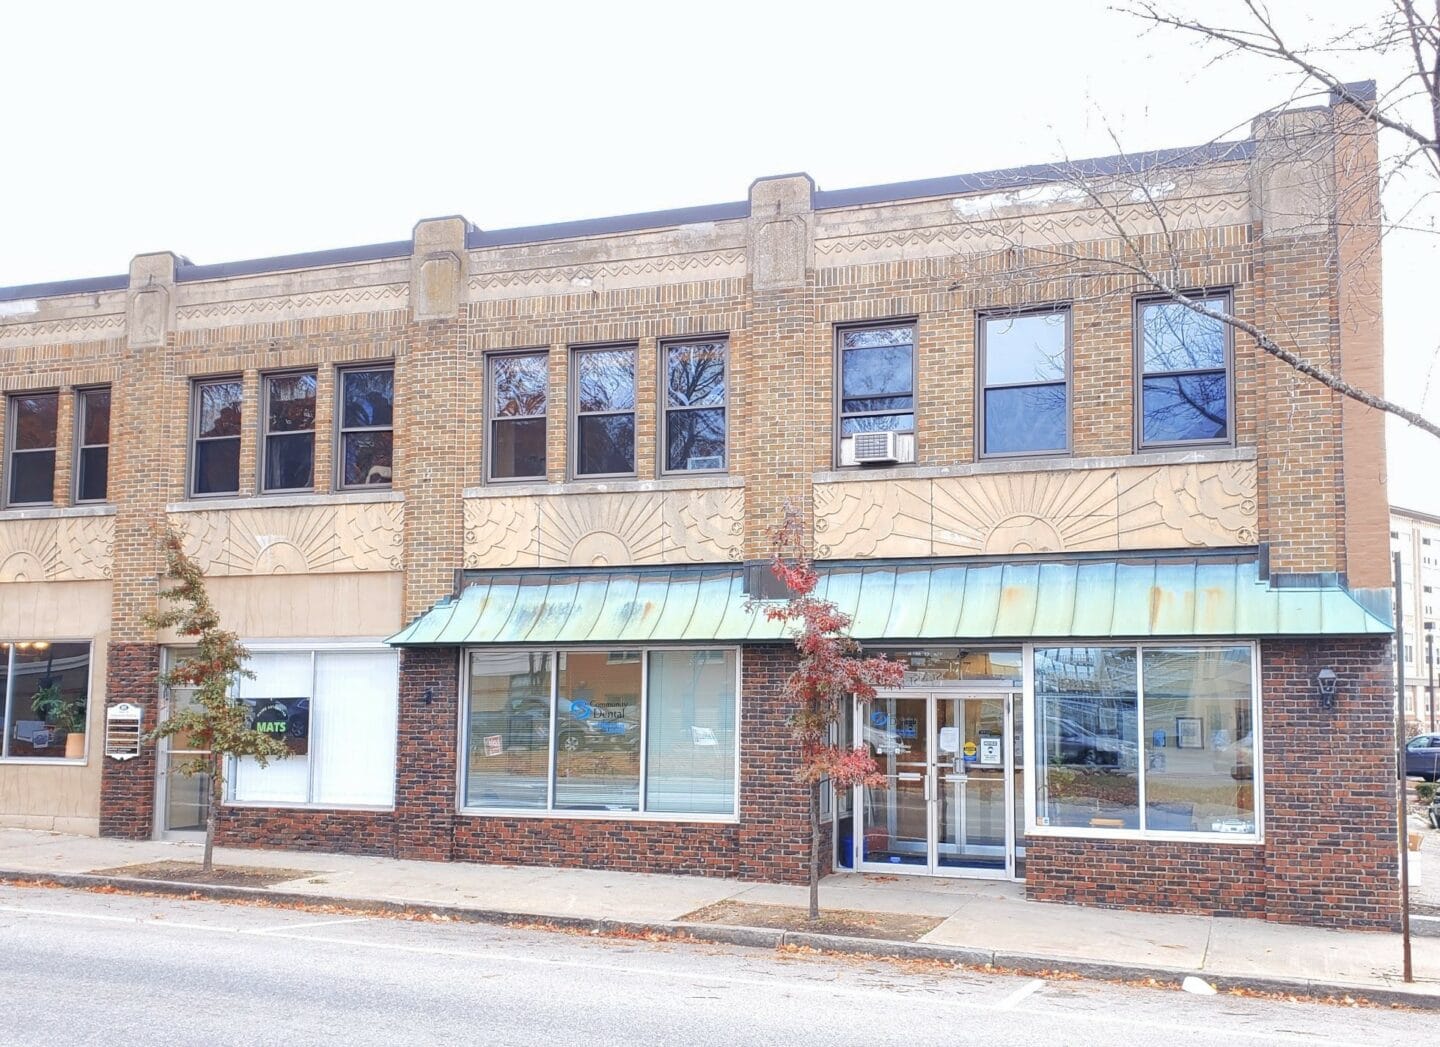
[
  {"xmin": 169, "ymin": 500, "xmax": 403, "ymax": 576},
  {"xmin": 463, "ymin": 485, "xmax": 744, "ymax": 569},
  {"xmin": 0, "ymin": 513, "xmax": 114, "ymax": 582},
  {"xmin": 814, "ymin": 459, "xmax": 1258, "ymax": 559}
]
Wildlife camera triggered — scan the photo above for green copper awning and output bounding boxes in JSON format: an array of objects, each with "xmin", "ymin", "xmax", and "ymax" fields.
[{"xmin": 387, "ymin": 558, "xmax": 1392, "ymax": 647}]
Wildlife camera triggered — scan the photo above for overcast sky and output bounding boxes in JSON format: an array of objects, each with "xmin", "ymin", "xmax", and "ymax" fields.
[{"xmin": 3, "ymin": 1, "xmax": 1432, "ymax": 514}]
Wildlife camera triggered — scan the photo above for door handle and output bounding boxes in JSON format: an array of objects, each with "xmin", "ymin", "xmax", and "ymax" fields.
[{"xmin": 924, "ymin": 775, "xmax": 931, "ymax": 803}]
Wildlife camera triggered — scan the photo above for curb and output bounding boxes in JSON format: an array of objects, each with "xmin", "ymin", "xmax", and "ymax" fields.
[{"xmin": 4, "ymin": 869, "xmax": 1437, "ymax": 1009}]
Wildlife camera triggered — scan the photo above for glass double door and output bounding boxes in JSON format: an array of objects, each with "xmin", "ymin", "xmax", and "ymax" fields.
[{"xmin": 858, "ymin": 691, "xmax": 1023, "ymax": 878}]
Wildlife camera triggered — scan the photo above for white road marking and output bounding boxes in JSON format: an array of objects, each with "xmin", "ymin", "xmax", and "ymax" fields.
[
  {"xmin": 250, "ymin": 916, "xmax": 373, "ymax": 935},
  {"xmin": 0, "ymin": 898, "xmax": 1365, "ymax": 1045},
  {"xmin": 995, "ymin": 978, "xmax": 1044, "ymax": 1010}
]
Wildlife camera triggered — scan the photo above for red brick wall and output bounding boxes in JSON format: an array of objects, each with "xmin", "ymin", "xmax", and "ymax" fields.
[
  {"xmin": 1261, "ymin": 637, "xmax": 1398, "ymax": 930},
  {"xmin": 394, "ymin": 646, "xmax": 460, "ymax": 862},
  {"xmin": 1025, "ymin": 638, "xmax": 1399, "ymax": 930},
  {"xmin": 216, "ymin": 807, "xmax": 395, "ymax": 857},
  {"xmin": 98, "ymin": 642, "xmax": 160, "ymax": 840}
]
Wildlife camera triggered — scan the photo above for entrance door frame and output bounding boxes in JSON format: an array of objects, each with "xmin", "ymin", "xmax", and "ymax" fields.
[
  {"xmin": 849, "ymin": 683, "xmax": 1024, "ymax": 881},
  {"xmin": 151, "ymin": 647, "xmax": 208, "ymax": 842}
]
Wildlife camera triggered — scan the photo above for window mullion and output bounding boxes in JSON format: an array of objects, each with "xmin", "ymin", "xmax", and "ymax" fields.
[
  {"xmin": 2, "ymin": 645, "xmax": 14, "ymax": 758},
  {"xmin": 546, "ymin": 655, "xmax": 557, "ymax": 812},
  {"xmin": 638, "ymin": 650, "xmax": 649, "ymax": 813},
  {"xmin": 1135, "ymin": 645, "xmax": 1147, "ymax": 834}
]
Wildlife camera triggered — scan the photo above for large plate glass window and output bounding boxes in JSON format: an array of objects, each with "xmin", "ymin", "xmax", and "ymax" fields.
[
  {"xmin": 1033, "ymin": 644, "xmax": 1257, "ymax": 838},
  {"xmin": 662, "ymin": 339, "xmax": 727, "ymax": 473},
  {"xmin": 463, "ymin": 648, "xmax": 738, "ymax": 818},
  {"xmin": 573, "ymin": 346, "xmax": 636, "ymax": 477},
  {"xmin": 488, "ymin": 352, "xmax": 548, "ymax": 481},
  {"xmin": 191, "ymin": 378, "xmax": 242, "ymax": 497},
  {"xmin": 262, "ymin": 371, "xmax": 317, "ymax": 492},
  {"xmin": 0, "ymin": 641, "xmax": 91, "ymax": 761},
  {"xmin": 230, "ymin": 648, "xmax": 398, "ymax": 807},
  {"xmin": 6, "ymin": 391, "xmax": 58, "ymax": 506},
  {"xmin": 980, "ymin": 309, "xmax": 1068, "ymax": 456},
  {"xmin": 838, "ymin": 325, "xmax": 914, "ymax": 438},
  {"xmin": 1137, "ymin": 295, "xmax": 1231, "ymax": 446},
  {"xmin": 338, "ymin": 367, "xmax": 394, "ymax": 488},
  {"xmin": 74, "ymin": 387, "xmax": 110, "ymax": 503}
]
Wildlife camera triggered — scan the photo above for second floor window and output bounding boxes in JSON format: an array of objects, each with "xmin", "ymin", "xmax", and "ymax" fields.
[
  {"xmin": 663, "ymin": 339, "xmax": 727, "ymax": 472},
  {"xmin": 192, "ymin": 378, "xmax": 242, "ymax": 497},
  {"xmin": 839, "ymin": 324, "xmax": 914, "ymax": 439},
  {"xmin": 339, "ymin": 367, "xmax": 394, "ymax": 488},
  {"xmin": 488, "ymin": 352, "xmax": 548, "ymax": 481},
  {"xmin": 1137, "ymin": 295, "xmax": 1231, "ymax": 446},
  {"xmin": 74, "ymin": 387, "xmax": 110, "ymax": 503},
  {"xmin": 262, "ymin": 371, "xmax": 317, "ymax": 493},
  {"xmin": 573, "ymin": 346, "xmax": 635, "ymax": 477},
  {"xmin": 980, "ymin": 308, "xmax": 1069, "ymax": 456},
  {"xmin": 6, "ymin": 391, "xmax": 58, "ymax": 506}
]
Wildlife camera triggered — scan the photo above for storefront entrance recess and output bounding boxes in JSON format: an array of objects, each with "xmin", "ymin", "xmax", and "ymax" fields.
[{"xmin": 854, "ymin": 691, "xmax": 1024, "ymax": 879}]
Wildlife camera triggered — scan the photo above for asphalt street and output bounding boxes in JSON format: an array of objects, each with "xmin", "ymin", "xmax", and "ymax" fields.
[{"xmin": 0, "ymin": 883, "xmax": 1426, "ymax": 1046}]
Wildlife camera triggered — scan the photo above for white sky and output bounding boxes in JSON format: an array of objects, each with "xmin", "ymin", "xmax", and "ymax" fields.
[{"xmin": 2, "ymin": 1, "xmax": 1433, "ymax": 514}]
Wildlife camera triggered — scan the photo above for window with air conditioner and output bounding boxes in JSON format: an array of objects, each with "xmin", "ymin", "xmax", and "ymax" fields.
[{"xmin": 836, "ymin": 323, "xmax": 915, "ymax": 466}]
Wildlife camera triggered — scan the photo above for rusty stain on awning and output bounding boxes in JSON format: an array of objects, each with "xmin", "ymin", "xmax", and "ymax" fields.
[{"xmin": 387, "ymin": 558, "xmax": 1393, "ymax": 647}]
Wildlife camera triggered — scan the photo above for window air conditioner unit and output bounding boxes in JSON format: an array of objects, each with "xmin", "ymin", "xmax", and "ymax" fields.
[{"xmin": 852, "ymin": 431, "xmax": 900, "ymax": 464}]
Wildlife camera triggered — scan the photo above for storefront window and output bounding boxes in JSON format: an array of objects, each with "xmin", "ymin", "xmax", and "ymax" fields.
[
  {"xmin": 645, "ymin": 650, "xmax": 737, "ymax": 815},
  {"xmin": 230, "ymin": 648, "xmax": 397, "ymax": 807},
  {"xmin": 1141, "ymin": 647, "xmax": 1255, "ymax": 834},
  {"xmin": 465, "ymin": 652, "xmax": 552, "ymax": 809},
  {"xmin": 555, "ymin": 652, "xmax": 641, "ymax": 811},
  {"xmin": 1034, "ymin": 647, "xmax": 1140, "ymax": 830},
  {"xmin": 1033, "ymin": 644, "xmax": 1258, "ymax": 838},
  {"xmin": 0, "ymin": 641, "xmax": 91, "ymax": 760},
  {"xmin": 462, "ymin": 647, "xmax": 740, "ymax": 818}
]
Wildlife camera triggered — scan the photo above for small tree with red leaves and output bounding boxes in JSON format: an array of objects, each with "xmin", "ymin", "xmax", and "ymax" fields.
[
  {"xmin": 144, "ymin": 527, "xmax": 290, "ymax": 872},
  {"xmin": 752, "ymin": 506, "xmax": 906, "ymax": 919}
]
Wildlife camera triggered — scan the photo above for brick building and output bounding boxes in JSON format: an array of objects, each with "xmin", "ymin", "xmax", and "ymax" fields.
[{"xmin": 0, "ymin": 85, "xmax": 1398, "ymax": 927}]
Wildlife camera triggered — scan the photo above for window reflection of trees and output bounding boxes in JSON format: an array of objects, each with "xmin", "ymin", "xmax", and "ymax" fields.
[
  {"xmin": 665, "ymin": 342, "xmax": 726, "ymax": 471},
  {"xmin": 982, "ymin": 311, "xmax": 1068, "ymax": 455},
  {"xmin": 1140, "ymin": 299, "xmax": 1228, "ymax": 443},
  {"xmin": 840, "ymin": 326, "xmax": 914, "ymax": 436},
  {"xmin": 575, "ymin": 348, "xmax": 636, "ymax": 476}
]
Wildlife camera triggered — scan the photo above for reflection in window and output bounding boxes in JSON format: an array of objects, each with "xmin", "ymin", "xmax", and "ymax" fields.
[
  {"xmin": 982, "ymin": 310, "xmax": 1068, "ymax": 455},
  {"xmin": 339, "ymin": 367, "xmax": 394, "ymax": 488},
  {"xmin": 1138, "ymin": 296, "xmax": 1230, "ymax": 445},
  {"xmin": 192, "ymin": 379, "xmax": 242, "ymax": 496},
  {"xmin": 263, "ymin": 372, "xmax": 317, "ymax": 492},
  {"xmin": 574, "ymin": 347, "xmax": 636, "ymax": 476},
  {"xmin": 1034, "ymin": 645, "xmax": 1258, "ymax": 837},
  {"xmin": 839, "ymin": 325, "xmax": 914, "ymax": 437},
  {"xmin": 75, "ymin": 387, "xmax": 110, "ymax": 503},
  {"xmin": 465, "ymin": 651, "xmax": 552, "ymax": 809},
  {"xmin": 664, "ymin": 341, "xmax": 727, "ymax": 472},
  {"xmin": 555, "ymin": 651, "xmax": 641, "ymax": 810},
  {"xmin": 1141, "ymin": 647, "xmax": 1255, "ymax": 833},
  {"xmin": 1034, "ymin": 647, "xmax": 1140, "ymax": 829},
  {"xmin": 875, "ymin": 647, "xmax": 1022, "ymax": 683},
  {"xmin": 462, "ymin": 648, "xmax": 740, "ymax": 817},
  {"xmin": 489, "ymin": 352, "xmax": 548, "ymax": 481},
  {"xmin": 0, "ymin": 641, "xmax": 91, "ymax": 760}
]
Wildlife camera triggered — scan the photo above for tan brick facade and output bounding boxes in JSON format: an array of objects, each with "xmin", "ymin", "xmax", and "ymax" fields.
[{"xmin": 0, "ymin": 90, "xmax": 1393, "ymax": 925}]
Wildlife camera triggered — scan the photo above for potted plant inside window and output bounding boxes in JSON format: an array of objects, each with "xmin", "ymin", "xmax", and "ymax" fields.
[{"xmin": 31, "ymin": 683, "xmax": 86, "ymax": 759}]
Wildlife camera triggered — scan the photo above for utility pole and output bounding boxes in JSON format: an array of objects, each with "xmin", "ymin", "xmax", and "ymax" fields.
[{"xmin": 1395, "ymin": 552, "xmax": 1414, "ymax": 983}]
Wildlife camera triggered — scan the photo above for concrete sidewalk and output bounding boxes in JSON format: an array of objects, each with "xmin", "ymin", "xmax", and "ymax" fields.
[{"xmin": 2, "ymin": 827, "xmax": 1438, "ymax": 1004}]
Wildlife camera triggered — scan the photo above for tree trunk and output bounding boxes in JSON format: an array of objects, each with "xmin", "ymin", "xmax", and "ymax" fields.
[
  {"xmin": 808, "ymin": 779, "xmax": 821, "ymax": 921},
  {"xmin": 203, "ymin": 753, "xmax": 220, "ymax": 874}
]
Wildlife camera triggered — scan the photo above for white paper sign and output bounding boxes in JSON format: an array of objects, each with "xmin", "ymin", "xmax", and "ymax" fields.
[
  {"xmin": 938, "ymin": 726, "xmax": 960, "ymax": 753},
  {"xmin": 979, "ymin": 736, "xmax": 1002, "ymax": 766}
]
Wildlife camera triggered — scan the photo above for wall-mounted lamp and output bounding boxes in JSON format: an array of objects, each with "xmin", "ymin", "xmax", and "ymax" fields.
[
  {"xmin": 1317, "ymin": 668, "xmax": 1338, "ymax": 709},
  {"xmin": 423, "ymin": 686, "xmax": 434, "ymax": 706}
]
